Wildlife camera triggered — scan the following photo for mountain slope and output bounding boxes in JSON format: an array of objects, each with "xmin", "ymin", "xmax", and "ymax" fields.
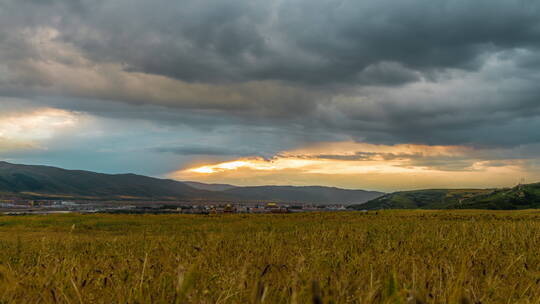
[
  {"xmin": 451, "ymin": 183, "xmax": 540, "ymax": 209},
  {"xmin": 223, "ymin": 185, "xmax": 383, "ymax": 205},
  {"xmin": 183, "ymin": 181, "xmax": 237, "ymax": 191},
  {"xmin": 0, "ymin": 161, "xmax": 214, "ymax": 200},
  {"xmin": 351, "ymin": 183, "xmax": 540, "ymax": 210},
  {"xmin": 350, "ymin": 189, "xmax": 492, "ymax": 210}
]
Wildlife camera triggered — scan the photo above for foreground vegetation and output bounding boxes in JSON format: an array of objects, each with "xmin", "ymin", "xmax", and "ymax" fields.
[{"xmin": 1, "ymin": 211, "xmax": 540, "ymax": 303}]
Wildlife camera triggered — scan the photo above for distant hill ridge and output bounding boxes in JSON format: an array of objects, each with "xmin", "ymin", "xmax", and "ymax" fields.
[
  {"xmin": 222, "ymin": 185, "xmax": 383, "ymax": 204},
  {"xmin": 0, "ymin": 161, "xmax": 382, "ymax": 204},
  {"xmin": 183, "ymin": 181, "xmax": 237, "ymax": 191},
  {"xmin": 350, "ymin": 183, "xmax": 540, "ymax": 210},
  {"xmin": 0, "ymin": 161, "xmax": 210, "ymax": 200}
]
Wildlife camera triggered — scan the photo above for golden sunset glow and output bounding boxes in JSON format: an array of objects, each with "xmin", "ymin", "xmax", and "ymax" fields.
[
  {"xmin": 187, "ymin": 158, "xmax": 315, "ymax": 174},
  {"xmin": 179, "ymin": 141, "xmax": 470, "ymax": 175},
  {"xmin": 172, "ymin": 141, "xmax": 535, "ymax": 191},
  {"xmin": 189, "ymin": 160, "xmax": 256, "ymax": 173}
]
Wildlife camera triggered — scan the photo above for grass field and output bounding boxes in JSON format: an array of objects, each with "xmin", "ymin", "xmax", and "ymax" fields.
[{"xmin": 1, "ymin": 211, "xmax": 540, "ymax": 303}]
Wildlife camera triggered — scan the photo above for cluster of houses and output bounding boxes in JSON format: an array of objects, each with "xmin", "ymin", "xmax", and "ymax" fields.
[
  {"xmin": 179, "ymin": 202, "xmax": 291, "ymax": 214},
  {"xmin": 178, "ymin": 202, "xmax": 347, "ymax": 214}
]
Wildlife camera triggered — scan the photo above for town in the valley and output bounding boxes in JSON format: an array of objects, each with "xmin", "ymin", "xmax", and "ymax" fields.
[{"xmin": 0, "ymin": 199, "xmax": 348, "ymax": 215}]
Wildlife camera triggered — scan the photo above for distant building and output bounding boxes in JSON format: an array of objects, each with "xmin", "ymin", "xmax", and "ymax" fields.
[{"xmin": 223, "ymin": 204, "xmax": 235, "ymax": 213}]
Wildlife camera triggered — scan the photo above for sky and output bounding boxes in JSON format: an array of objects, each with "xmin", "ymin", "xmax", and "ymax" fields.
[{"xmin": 1, "ymin": 0, "xmax": 540, "ymax": 192}]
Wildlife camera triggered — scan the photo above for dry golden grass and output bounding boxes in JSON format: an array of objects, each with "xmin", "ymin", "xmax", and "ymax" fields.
[{"xmin": 1, "ymin": 210, "xmax": 540, "ymax": 303}]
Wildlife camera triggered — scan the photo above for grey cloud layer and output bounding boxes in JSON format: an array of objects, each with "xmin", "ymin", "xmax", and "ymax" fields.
[
  {"xmin": 1, "ymin": 0, "xmax": 540, "ymax": 150},
  {"xmin": 25, "ymin": 0, "xmax": 540, "ymax": 84}
]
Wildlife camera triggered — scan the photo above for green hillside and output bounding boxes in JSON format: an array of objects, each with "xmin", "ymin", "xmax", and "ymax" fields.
[
  {"xmin": 351, "ymin": 183, "xmax": 540, "ymax": 210},
  {"xmin": 351, "ymin": 188, "xmax": 492, "ymax": 210},
  {"xmin": 452, "ymin": 183, "xmax": 540, "ymax": 209}
]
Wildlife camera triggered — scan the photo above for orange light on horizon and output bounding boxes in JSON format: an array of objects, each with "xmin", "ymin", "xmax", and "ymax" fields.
[
  {"xmin": 186, "ymin": 159, "xmax": 280, "ymax": 174},
  {"xmin": 168, "ymin": 140, "xmax": 537, "ymax": 191}
]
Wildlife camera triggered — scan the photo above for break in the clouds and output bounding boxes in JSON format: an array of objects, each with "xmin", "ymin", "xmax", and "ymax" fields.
[
  {"xmin": 1, "ymin": 0, "xmax": 540, "ymax": 190},
  {"xmin": 173, "ymin": 141, "xmax": 540, "ymax": 191}
]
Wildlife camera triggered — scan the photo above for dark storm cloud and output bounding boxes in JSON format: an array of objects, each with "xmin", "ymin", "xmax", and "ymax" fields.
[
  {"xmin": 57, "ymin": 0, "xmax": 540, "ymax": 85},
  {"xmin": 308, "ymin": 152, "xmax": 381, "ymax": 161},
  {"xmin": 2, "ymin": 0, "xmax": 540, "ymax": 151},
  {"xmin": 3, "ymin": 0, "xmax": 540, "ymax": 85},
  {"xmin": 288, "ymin": 151, "xmax": 419, "ymax": 161},
  {"xmin": 153, "ymin": 145, "xmax": 255, "ymax": 156}
]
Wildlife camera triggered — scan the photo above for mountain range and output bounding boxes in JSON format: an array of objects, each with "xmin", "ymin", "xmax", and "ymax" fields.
[
  {"xmin": 3, "ymin": 161, "xmax": 540, "ymax": 209},
  {"xmin": 0, "ymin": 161, "xmax": 383, "ymax": 204}
]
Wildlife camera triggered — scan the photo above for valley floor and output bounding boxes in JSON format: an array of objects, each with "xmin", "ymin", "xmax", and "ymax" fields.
[{"xmin": 1, "ymin": 211, "xmax": 540, "ymax": 303}]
